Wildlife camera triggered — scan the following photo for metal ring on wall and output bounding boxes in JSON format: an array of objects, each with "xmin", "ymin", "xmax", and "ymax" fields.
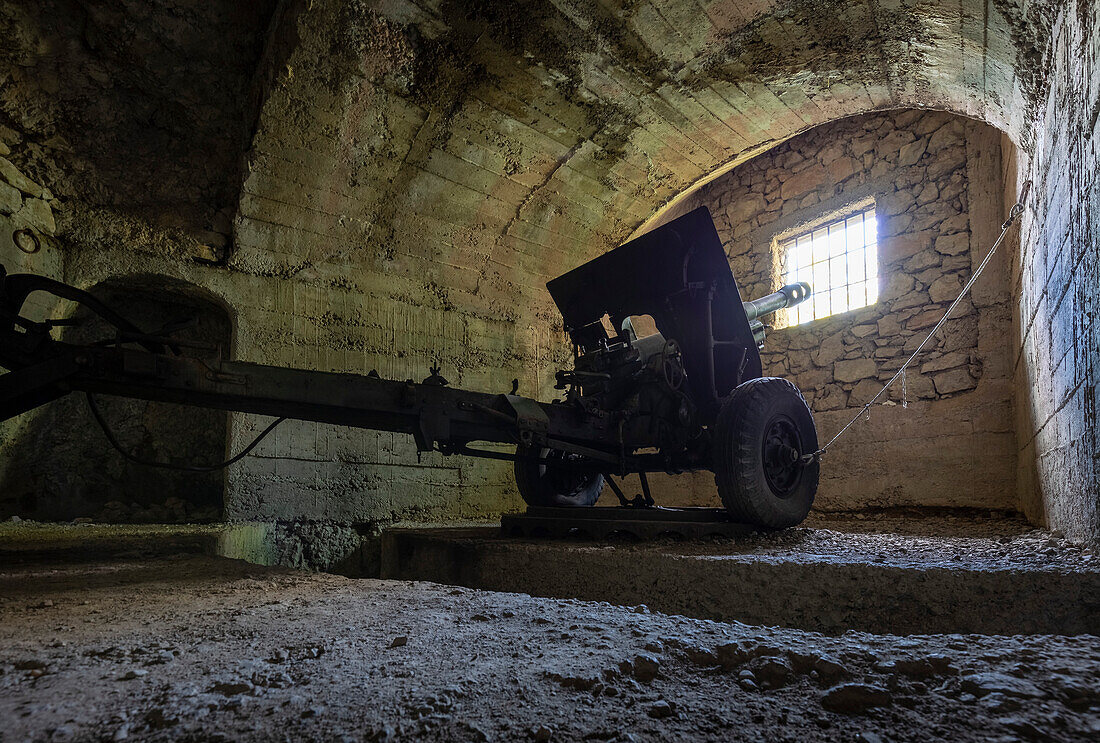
[{"xmin": 12, "ymin": 228, "xmax": 40, "ymax": 254}]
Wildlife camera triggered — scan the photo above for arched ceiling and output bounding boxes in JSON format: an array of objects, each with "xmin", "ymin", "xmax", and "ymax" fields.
[
  {"xmin": 1, "ymin": 0, "xmax": 1061, "ymax": 321},
  {"xmin": 227, "ymin": 0, "xmax": 1056, "ymax": 318}
]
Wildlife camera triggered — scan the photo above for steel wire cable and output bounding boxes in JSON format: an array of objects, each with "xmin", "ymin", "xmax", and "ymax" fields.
[{"xmin": 803, "ymin": 180, "xmax": 1032, "ymax": 463}]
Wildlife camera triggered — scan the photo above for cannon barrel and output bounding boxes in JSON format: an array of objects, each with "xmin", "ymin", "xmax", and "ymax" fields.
[
  {"xmin": 743, "ymin": 282, "xmax": 812, "ymax": 323},
  {"xmin": 743, "ymin": 282, "xmax": 811, "ymax": 346}
]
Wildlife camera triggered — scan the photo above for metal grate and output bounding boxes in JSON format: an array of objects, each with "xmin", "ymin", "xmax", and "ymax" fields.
[{"xmin": 780, "ymin": 206, "xmax": 878, "ymax": 325}]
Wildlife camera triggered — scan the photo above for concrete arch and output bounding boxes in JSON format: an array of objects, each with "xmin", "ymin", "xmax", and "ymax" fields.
[
  {"xmin": 72, "ymin": 272, "xmax": 241, "ymax": 360},
  {"xmin": 0, "ymin": 272, "xmax": 235, "ymax": 523},
  {"xmin": 236, "ymin": 0, "xmax": 1051, "ymax": 306}
]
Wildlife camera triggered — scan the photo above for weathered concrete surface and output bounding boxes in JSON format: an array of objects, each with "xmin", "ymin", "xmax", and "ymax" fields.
[
  {"xmin": 2, "ymin": 554, "xmax": 1099, "ymax": 742},
  {"xmin": 1011, "ymin": 2, "xmax": 1100, "ymax": 546},
  {"xmin": 381, "ymin": 516, "xmax": 1100, "ymax": 636},
  {"xmin": 0, "ymin": 0, "xmax": 1094, "ymax": 549},
  {"xmin": 0, "ymin": 522, "xmax": 221, "ymax": 562}
]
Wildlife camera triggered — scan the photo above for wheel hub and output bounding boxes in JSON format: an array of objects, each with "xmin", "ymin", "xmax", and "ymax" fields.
[{"xmin": 761, "ymin": 415, "xmax": 802, "ymax": 497}]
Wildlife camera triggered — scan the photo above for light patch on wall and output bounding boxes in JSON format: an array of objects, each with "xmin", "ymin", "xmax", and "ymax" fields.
[{"xmin": 778, "ymin": 204, "xmax": 879, "ymax": 326}]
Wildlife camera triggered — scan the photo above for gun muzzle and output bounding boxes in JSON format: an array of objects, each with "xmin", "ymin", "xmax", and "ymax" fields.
[
  {"xmin": 743, "ymin": 282, "xmax": 811, "ymax": 346},
  {"xmin": 743, "ymin": 282, "xmax": 812, "ymax": 323}
]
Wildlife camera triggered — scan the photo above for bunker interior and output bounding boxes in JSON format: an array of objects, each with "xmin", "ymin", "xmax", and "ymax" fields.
[{"xmin": 0, "ymin": 208, "xmax": 816, "ymax": 528}]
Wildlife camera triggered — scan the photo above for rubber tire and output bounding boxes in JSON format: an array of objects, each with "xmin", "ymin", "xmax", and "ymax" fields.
[
  {"xmin": 514, "ymin": 444, "xmax": 604, "ymax": 507},
  {"xmin": 712, "ymin": 377, "xmax": 819, "ymax": 528}
]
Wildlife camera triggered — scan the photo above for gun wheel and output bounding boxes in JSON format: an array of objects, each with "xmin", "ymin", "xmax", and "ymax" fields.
[
  {"xmin": 712, "ymin": 377, "xmax": 819, "ymax": 528},
  {"xmin": 514, "ymin": 445, "xmax": 604, "ymax": 508}
]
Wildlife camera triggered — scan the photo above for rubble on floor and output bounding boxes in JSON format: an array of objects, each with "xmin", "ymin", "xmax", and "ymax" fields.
[{"xmin": 1, "ymin": 555, "xmax": 1097, "ymax": 742}]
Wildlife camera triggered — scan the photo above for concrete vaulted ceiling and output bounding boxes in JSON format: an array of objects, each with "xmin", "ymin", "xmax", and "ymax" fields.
[
  {"xmin": 228, "ymin": 0, "xmax": 1056, "ymax": 322},
  {"xmin": 2, "ymin": 0, "xmax": 1057, "ymax": 316}
]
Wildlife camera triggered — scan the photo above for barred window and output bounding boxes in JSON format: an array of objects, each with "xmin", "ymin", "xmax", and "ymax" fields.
[{"xmin": 780, "ymin": 206, "xmax": 878, "ymax": 325}]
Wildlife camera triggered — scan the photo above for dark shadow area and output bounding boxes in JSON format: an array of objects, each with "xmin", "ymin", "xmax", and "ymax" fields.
[{"xmin": 0, "ymin": 274, "xmax": 232, "ymax": 523}]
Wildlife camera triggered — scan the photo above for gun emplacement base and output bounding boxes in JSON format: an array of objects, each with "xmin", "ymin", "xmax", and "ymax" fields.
[{"xmin": 501, "ymin": 506, "xmax": 760, "ymax": 540}]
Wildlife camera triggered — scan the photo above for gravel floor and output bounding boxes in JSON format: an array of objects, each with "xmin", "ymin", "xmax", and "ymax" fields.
[
  {"xmin": 663, "ymin": 511, "xmax": 1100, "ymax": 571},
  {"xmin": 1, "ymin": 554, "xmax": 1097, "ymax": 742}
]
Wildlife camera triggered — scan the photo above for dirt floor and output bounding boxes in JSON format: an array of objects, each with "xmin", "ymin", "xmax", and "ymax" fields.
[{"xmin": 1, "ymin": 550, "xmax": 1098, "ymax": 742}]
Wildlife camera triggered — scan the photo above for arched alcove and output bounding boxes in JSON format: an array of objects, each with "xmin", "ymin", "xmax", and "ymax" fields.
[{"xmin": 0, "ymin": 274, "xmax": 234, "ymax": 523}]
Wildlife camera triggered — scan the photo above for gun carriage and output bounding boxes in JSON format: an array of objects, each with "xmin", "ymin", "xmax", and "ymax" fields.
[{"xmin": 0, "ymin": 207, "xmax": 818, "ymax": 528}]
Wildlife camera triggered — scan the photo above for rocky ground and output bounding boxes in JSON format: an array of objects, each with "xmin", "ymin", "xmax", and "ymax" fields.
[
  {"xmin": 688, "ymin": 509, "xmax": 1099, "ymax": 570},
  {"xmin": 0, "ymin": 553, "xmax": 1097, "ymax": 742}
]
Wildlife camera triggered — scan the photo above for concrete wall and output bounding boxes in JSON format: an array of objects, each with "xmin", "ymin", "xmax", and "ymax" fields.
[
  {"xmin": 651, "ymin": 110, "xmax": 1018, "ymax": 512},
  {"xmin": 1014, "ymin": 1, "xmax": 1100, "ymax": 546}
]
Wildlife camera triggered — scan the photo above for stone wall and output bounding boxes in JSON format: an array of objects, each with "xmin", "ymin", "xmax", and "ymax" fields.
[{"xmin": 652, "ymin": 110, "xmax": 1018, "ymax": 512}]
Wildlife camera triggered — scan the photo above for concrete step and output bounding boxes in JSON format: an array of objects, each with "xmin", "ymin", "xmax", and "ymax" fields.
[
  {"xmin": 0, "ymin": 522, "xmax": 223, "ymax": 563},
  {"xmin": 380, "ymin": 519, "xmax": 1100, "ymax": 636}
]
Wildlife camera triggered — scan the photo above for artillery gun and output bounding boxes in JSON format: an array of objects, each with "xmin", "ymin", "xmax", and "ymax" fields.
[{"xmin": 0, "ymin": 207, "xmax": 818, "ymax": 528}]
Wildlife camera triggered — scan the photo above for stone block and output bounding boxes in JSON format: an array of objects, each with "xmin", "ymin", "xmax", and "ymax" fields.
[
  {"xmin": 927, "ymin": 148, "xmax": 966, "ymax": 180},
  {"xmin": 826, "ymin": 156, "xmax": 859, "ymax": 183},
  {"xmin": 939, "ymin": 314, "xmax": 979, "ymax": 350},
  {"xmin": 920, "ymin": 351, "xmax": 972, "ymax": 374},
  {"xmin": 902, "ymin": 248, "xmax": 941, "ymax": 272},
  {"xmin": 881, "ymin": 191, "xmax": 916, "ymax": 216},
  {"xmin": 914, "ymin": 115, "xmax": 948, "ymax": 136},
  {"xmin": 928, "ymin": 124, "xmax": 962, "ymax": 152},
  {"xmin": 938, "ymin": 175, "xmax": 966, "ymax": 199},
  {"xmin": 887, "ymin": 371, "xmax": 936, "ymax": 401},
  {"xmin": 848, "ymin": 378, "xmax": 887, "ymax": 407},
  {"xmin": 928, "ymin": 273, "xmax": 963, "ymax": 303},
  {"xmin": 850, "ymin": 135, "xmax": 876, "ymax": 158},
  {"xmin": 726, "ymin": 193, "xmax": 766, "ymax": 225},
  {"xmin": 881, "ymin": 231, "xmax": 932, "ymax": 264},
  {"xmin": 879, "ymin": 130, "xmax": 916, "ymax": 154},
  {"xmin": 934, "ymin": 233, "xmax": 969, "ymax": 255},
  {"xmin": 932, "ymin": 367, "xmax": 977, "ymax": 395},
  {"xmin": 938, "ymin": 213, "xmax": 968, "ymax": 233},
  {"xmin": 877, "ymin": 315, "xmax": 903, "ymax": 336},
  {"xmin": 814, "ymin": 384, "xmax": 848, "ymax": 411},
  {"xmin": 0, "ymin": 157, "xmax": 43, "ymax": 197},
  {"xmin": 810, "ymin": 330, "xmax": 846, "ymax": 367},
  {"xmin": 779, "ymin": 166, "xmax": 826, "ymax": 200},
  {"xmin": 851, "ymin": 324, "xmax": 877, "ymax": 338},
  {"xmin": 0, "ymin": 180, "xmax": 20, "ymax": 215},
  {"xmin": 817, "ymin": 142, "xmax": 846, "ymax": 164},
  {"xmin": 897, "ymin": 139, "xmax": 928, "ymax": 167},
  {"xmin": 914, "ymin": 182, "xmax": 939, "ymax": 205},
  {"xmin": 797, "ymin": 367, "xmax": 834, "ymax": 390},
  {"xmin": 881, "ymin": 212, "xmax": 913, "ymax": 237},
  {"xmin": 913, "ymin": 267, "xmax": 941, "ymax": 286},
  {"xmin": 834, "ymin": 358, "xmax": 878, "ymax": 383},
  {"xmin": 14, "ymin": 198, "xmax": 55, "ymax": 235},
  {"xmin": 906, "ymin": 308, "xmax": 943, "ymax": 330},
  {"xmin": 881, "ymin": 273, "xmax": 915, "ymax": 300}
]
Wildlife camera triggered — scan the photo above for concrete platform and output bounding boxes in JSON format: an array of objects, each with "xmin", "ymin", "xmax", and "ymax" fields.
[
  {"xmin": 381, "ymin": 515, "xmax": 1100, "ymax": 636},
  {"xmin": 0, "ymin": 522, "xmax": 222, "ymax": 563}
]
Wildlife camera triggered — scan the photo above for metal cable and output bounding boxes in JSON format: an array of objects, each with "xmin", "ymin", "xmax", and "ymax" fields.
[
  {"xmin": 804, "ymin": 180, "xmax": 1032, "ymax": 463},
  {"xmin": 85, "ymin": 392, "xmax": 285, "ymax": 472}
]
